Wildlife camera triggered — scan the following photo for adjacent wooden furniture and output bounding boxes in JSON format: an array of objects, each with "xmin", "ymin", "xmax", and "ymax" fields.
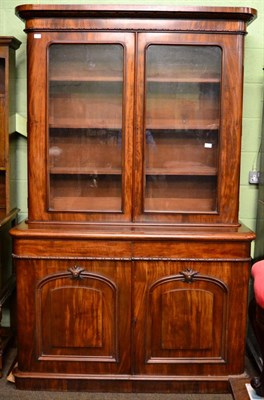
[
  {"xmin": 11, "ymin": 5, "xmax": 256, "ymax": 393},
  {"xmin": 0, "ymin": 36, "xmax": 21, "ymax": 376}
]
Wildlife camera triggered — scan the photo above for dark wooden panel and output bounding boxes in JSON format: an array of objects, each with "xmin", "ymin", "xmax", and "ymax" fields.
[
  {"xmin": 37, "ymin": 271, "xmax": 116, "ymax": 358},
  {"xmin": 15, "ymin": 257, "xmax": 131, "ymax": 375},
  {"xmin": 134, "ymin": 259, "xmax": 249, "ymax": 376},
  {"xmin": 144, "ymin": 265, "xmax": 228, "ymax": 361},
  {"xmin": 161, "ymin": 289, "xmax": 214, "ymax": 350}
]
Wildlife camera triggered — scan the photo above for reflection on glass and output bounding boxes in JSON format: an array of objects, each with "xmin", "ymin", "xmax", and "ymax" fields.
[
  {"xmin": 48, "ymin": 44, "xmax": 123, "ymax": 212},
  {"xmin": 144, "ymin": 45, "xmax": 222, "ymax": 212}
]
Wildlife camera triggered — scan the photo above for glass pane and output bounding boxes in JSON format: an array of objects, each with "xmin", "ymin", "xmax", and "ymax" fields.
[
  {"xmin": 48, "ymin": 44, "xmax": 123, "ymax": 212},
  {"xmin": 144, "ymin": 45, "xmax": 221, "ymax": 212}
]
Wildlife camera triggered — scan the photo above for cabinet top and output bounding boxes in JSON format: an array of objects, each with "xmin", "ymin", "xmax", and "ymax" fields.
[
  {"xmin": 0, "ymin": 36, "xmax": 21, "ymax": 49},
  {"xmin": 15, "ymin": 4, "xmax": 257, "ymax": 24},
  {"xmin": 10, "ymin": 221, "xmax": 256, "ymax": 242}
]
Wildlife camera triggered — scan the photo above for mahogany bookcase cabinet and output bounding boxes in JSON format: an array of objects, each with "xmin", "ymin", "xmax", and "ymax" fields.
[
  {"xmin": 0, "ymin": 36, "xmax": 21, "ymax": 376},
  {"xmin": 11, "ymin": 5, "xmax": 257, "ymax": 393}
]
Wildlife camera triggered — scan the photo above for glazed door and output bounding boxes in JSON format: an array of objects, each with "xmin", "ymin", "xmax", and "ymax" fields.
[
  {"xmin": 27, "ymin": 32, "xmax": 135, "ymax": 223},
  {"xmin": 134, "ymin": 33, "xmax": 243, "ymax": 225}
]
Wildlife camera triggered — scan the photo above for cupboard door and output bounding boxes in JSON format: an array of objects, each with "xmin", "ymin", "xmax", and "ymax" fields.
[
  {"xmin": 28, "ymin": 32, "xmax": 135, "ymax": 222},
  {"xmin": 16, "ymin": 258, "xmax": 131, "ymax": 375},
  {"xmin": 133, "ymin": 259, "xmax": 249, "ymax": 376},
  {"xmin": 134, "ymin": 33, "xmax": 243, "ymax": 225}
]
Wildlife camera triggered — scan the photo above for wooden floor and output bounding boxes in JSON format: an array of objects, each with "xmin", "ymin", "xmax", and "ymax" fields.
[{"xmin": 229, "ymin": 378, "xmax": 251, "ymax": 400}]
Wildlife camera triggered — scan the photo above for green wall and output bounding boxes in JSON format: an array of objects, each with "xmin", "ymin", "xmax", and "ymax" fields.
[{"xmin": 1, "ymin": 0, "xmax": 263, "ymax": 235}]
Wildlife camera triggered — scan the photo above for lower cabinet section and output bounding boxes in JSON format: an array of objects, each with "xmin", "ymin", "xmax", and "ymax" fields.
[{"xmin": 11, "ymin": 225, "xmax": 253, "ymax": 392}]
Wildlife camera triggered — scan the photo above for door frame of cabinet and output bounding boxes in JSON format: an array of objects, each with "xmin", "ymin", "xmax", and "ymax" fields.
[
  {"xmin": 26, "ymin": 29, "xmax": 245, "ymax": 227},
  {"xmin": 27, "ymin": 31, "xmax": 135, "ymax": 223},
  {"xmin": 134, "ymin": 32, "xmax": 244, "ymax": 225}
]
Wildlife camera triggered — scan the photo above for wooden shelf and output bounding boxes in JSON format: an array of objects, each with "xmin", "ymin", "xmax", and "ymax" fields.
[
  {"xmin": 49, "ymin": 157, "xmax": 217, "ymax": 177},
  {"xmin": 49, "ymin": 167, "xmax": 216, "ymax": 176},
  {"xmin": 147, "ymin": 65, "xmax": 221, "ymax": 81},
  {"xmin": 50, "ymin": 75, "xmax": 123, "ymax": 83},
  {"xmin": 145, "ymin": 196, "xmax": 216, "ymax": 212},
  {"xmin": 49, "ymin": 120, "xmax": 122, "ymax": 130},
  {"xmin": 49, "ymin": 167, "xmax": 121, "ymax": 175},
  {"xmin": 147, "ymin": 75, "xmax": 220, "ymax": 83},
  {"xmin": 49, "ymin": 66, "xmax": 220, "ymax": 84},
  {"xmin": 50, "ymin": 75, "xmax": 219, "ymax": 84},
  {"xmin": 49, "ymin": 94, "xmax": 122, "ymax": 130},
  {"xmin": 49, "ymin": 89, "xmax": 218, "ymax": 131},
  {"xmin": 147, "ymin": 119, "xmax": 219, "ymax": 130},
  {"xmin": 49, "ymin": 119, "xmax": 218, "ymax": 130},
  {"xmin": 50, "ymin": 196, "xmax": 121, "ymax": 211},
  {"xmin": 146, "ymin": 165, "xmax": 217, "ymax": 176},
  {"xmin": 146, "ymin": 98, "xmax": 219, "ymax": 130},
  {"xmin": 49, "ymin": 67, "xmax": 123, "ymax": 82}
]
